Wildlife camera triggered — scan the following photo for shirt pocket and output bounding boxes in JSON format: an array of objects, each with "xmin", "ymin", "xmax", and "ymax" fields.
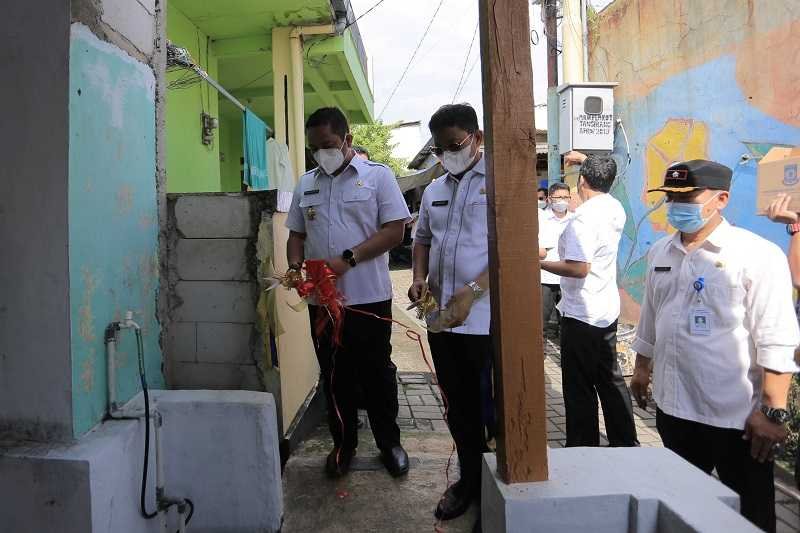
[
  {"xmin": 465, "ymin": 199, "xmax": 488, "ymax": 245},
  {"xmin": 342, "ymin": 183, "xmax": 377, "ymax": 222},
  {"xmin": 298, "ymin": 193, "xmax": 324, "ymax": 221},
  {"xmin": 704, "ymin": 270, "xmax": 744, "ymax": 328}
]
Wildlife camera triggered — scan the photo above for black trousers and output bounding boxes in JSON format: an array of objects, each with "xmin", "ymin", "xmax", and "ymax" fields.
[
  {"xmin": 656, "ymin": 409, "xmax": 776, "ymax": 533},
  {"xmin": 428, "ymin": 332, "xmax": 493, "ymax": 494},
  {"xmin": 309, "ymin": 300, "xmax": 400, "ymax": 452},
  {"xmin": 541, "ymin": 284, "xmax": 561, "ymax": 326},
  {"xmin": 560, "ymin": 317, "xmax": 638, "ymax": 447}
]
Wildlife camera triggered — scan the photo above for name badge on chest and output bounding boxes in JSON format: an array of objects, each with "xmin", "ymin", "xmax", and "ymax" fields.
[{"xmin": 688, "ymin": 277, "xmax": 712, "ymax": 336}]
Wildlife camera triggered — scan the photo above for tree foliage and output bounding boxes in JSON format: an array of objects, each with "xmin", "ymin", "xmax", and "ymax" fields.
[{"xmin": 351, "ymin": 121, "xmax": 410, "ymax": 177}]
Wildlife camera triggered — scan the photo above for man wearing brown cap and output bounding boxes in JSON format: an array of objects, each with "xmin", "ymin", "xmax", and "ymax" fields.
[{"xmin": 630, "ymin": 159, "xmax": 800, "ymax": 532}]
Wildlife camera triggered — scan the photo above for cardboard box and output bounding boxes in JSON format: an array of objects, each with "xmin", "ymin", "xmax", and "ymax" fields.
[{"xmin": 757, "ymin": 146, "xmax": 800, "ymax": 214}]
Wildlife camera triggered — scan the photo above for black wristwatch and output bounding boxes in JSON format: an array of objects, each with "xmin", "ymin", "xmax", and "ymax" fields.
[
  {"xmin": 761, "ymin": 405, "xmax": 791, "ymax": 425},
  {"xmin": 342, "ymin": 249, "xmax": 357, "ymax": 267}
]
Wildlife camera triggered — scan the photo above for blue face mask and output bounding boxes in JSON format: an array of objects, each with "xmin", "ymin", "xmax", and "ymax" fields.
[{"xmin": 666, "ymin": 193, "xmax": 719, "ymax": 233}]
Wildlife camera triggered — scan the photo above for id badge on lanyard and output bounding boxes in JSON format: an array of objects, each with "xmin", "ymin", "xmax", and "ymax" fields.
[{"xmin": 689, "ymin": 277, "xmax": 712, "ymax": 336}]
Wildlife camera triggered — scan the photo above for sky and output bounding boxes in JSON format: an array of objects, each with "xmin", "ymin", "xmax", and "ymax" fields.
[{"xmin": 350, "ymin": 0, "xmax": 615, "ymax": 141}]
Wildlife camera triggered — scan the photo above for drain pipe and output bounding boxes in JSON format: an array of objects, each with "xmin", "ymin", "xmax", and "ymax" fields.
[{"xmin": 105, "ymin": 312, "xmax": 194, "ymax": 532}]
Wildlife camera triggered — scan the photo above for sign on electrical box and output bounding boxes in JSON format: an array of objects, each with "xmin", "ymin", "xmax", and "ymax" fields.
[{"xmin": 558, "ymin": 82, "xmax": 619, "ymax": 154}]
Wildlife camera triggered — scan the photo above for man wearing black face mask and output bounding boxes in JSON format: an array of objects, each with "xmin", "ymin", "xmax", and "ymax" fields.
[
  {"xmin": 286, "ymin": 107, "xmax": 412, "ymax": 479},
  {"xmin": 409, "ymin": 103, "xmax": 491, "ymax": 532},
  {"xmin": 630, "ymin": 160, "xmax": 800, "ymax": 533}
]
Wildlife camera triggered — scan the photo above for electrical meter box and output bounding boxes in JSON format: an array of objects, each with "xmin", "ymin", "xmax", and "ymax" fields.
[{"xmin": 558, "ymin": 82, "xmax": 619, "ymax": 154}]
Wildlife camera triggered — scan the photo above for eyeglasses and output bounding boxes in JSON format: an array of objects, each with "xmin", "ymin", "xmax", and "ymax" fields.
[
  {"xmin": 550, "ymin": 195, "xmax": 571, "ymax": 201},
  {"xmin": 429, "ymin": 134, "xmax": 473, "ymax": 156}
]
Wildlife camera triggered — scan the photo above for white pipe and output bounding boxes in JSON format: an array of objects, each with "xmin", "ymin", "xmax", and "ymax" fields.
[
  {"xmin": 561, "ymin": 0, "xmax": 585, "ymax": 83},
  {"xmin": 178, "ymin": 504, "xmax": 188, "ymax": 533},
  {"xmin": 107, "ymin": 335, "xmax": 118, "ymax": 413}
]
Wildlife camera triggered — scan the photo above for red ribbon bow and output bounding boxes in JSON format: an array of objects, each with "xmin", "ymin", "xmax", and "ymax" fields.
[{"xmin": 295, "ymin": 259, "xmax": 345, "ymax": 346}]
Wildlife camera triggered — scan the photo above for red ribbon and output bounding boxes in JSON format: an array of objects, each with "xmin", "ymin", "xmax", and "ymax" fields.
[{"xmin": 296, "ymin": 259, "xmax": 346, "ymax": 347}]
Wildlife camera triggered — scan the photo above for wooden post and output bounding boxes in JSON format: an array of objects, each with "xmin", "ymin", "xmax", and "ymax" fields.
[{"xmin": 479, "ymin": 0, "xmax": 549, "ymax": 483}]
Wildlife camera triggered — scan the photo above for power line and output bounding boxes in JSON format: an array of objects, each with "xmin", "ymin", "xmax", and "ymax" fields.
[
  {"xmin": 378, "ymin": 0, "xmax": 446, "ymax": 119},
  {"xmin": 344, "ymin": 0, "xmax": 388, "ymax": 31},
  {"xmin": 451, "ymin": 21, "xmax": 479, "ymax": 103},
  {"xmin": 454, "ymin": 54, "xmax": 480, "ymax": 101}
]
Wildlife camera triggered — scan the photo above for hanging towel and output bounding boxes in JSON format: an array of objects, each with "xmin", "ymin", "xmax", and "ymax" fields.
[
  {"xmin": 243, "ymin": 109, "xmax": 269, "ymax": 190},
  {"xmin": 266, "ymin": 138, "xmax": 296, "ymax": 212}
]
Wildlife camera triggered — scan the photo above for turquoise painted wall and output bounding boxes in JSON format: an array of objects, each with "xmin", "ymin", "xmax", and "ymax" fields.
[
  {"xmin": 69, "ymin": 24, "xmax": 164, "ymax": 436},
  {"xmin": 166, "ymin": 3, "xmax": 221, "ymax": 193}
]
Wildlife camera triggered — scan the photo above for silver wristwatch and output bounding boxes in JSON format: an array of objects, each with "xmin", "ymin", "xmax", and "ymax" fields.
[{"xmin": 466, "ymin": 280, "xmax": 485, "ymax": 300}]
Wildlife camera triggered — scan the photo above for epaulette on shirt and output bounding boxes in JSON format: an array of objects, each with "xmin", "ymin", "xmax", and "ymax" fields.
[{"xmin": 361, "ymin": 160, "xmax": 390, "ymax": 171}]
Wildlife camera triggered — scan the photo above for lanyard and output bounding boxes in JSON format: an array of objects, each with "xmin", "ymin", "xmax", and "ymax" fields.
[{"xmin": 692, "ymin": 276, "xmax": 705, "ymax": 303}]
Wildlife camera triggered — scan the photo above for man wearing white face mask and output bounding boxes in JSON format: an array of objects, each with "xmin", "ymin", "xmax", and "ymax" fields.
[
  {"xmin": 409, "ymin": 104, "xmax": 491, "ymax": 531},
  {"xmin": 538, "ymin": 182, "xmax": 573, "ymax": 336},
  {"xmin": 541, "ymin": 155, "xmax": 639, "ymax": 448},
  {"xmin": 630, "ymin": 160, "xmax": 800, "ymax": 533},
  {"xmin": 286, "ymin": 107, "xmax": 412, "ymax": 479}
]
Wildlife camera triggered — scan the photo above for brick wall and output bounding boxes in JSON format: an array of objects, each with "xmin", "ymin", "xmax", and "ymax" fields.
[{"xmin": 165, "ymin": 192, "xmax": 278, "ymax": 394}]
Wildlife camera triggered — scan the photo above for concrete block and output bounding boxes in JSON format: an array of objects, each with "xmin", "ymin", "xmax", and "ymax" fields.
[
  {"xmin": 0, "ymin": 418, "xmax": 161, "ymax": 533},
  {"xmin": 175, "ymin": 239, "xmax": 250, "ymax": 281},
  {"xmin": 482, "ymin": 448, "xmax": 758, "ymax": 533},
  {"xmin": 0, "ymin": 390, "xmax": 283, "ymax": 532},
  {"xmin": 197, "ymin": 323, "xmax": 253, "ymax": 365},
  {"xmin": 155, "ymin": 390, "xmax": 283, "ymax": 532},
  {"xmin": 174, "ymin": 281, "xmax": 256, "ymax": 323},
  {"xmin": 101, "ymin": 0, "xmax": 156, "ymax": 57},
  {"xmin": 174, "ymin": 196, "xmax": 253, "ymax": 239},
  {"xmin": 171, "ymin": 362, "xmax": 262, "ymax": 391},
  {"xmin": 166, "ymin": 322, "xmax": 197, "ymax": 363}
]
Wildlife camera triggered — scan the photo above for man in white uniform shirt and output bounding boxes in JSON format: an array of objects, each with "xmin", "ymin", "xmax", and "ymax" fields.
[
  {"xmin": 286, "ymin": 107, "xmax": 412, "ymax": 479},
  {"xmin": 541, "ymin": 155, "xmax": 639, "ymax": 448},
  {"xmin": 538, "ymin": 182, "xmax": 573, "ymax": 335},
  {"xmin": 630, "ymin": 160, "xmax": 800, "ymax": 533},
  {"xmin": 409, "ymin": 104, "xmax": 490, "ymax": 532}
]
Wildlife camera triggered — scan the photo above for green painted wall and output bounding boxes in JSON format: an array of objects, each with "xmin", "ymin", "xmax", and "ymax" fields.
[
  {"xmin": 220, "ymin": 113, "xmax": 244, "ymax": 192},
  {"xmin": 166, "ymin": 3, "xmax": 221, "ymax": 192}
]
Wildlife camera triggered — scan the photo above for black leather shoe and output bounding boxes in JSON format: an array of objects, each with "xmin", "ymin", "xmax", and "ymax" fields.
[
  {"xmin": 380, "ymin": 445, "xmax": 410, "ymax": 477},
  {"xmin": 435, "ymin": 480, "xmax": 476, "ymax": 521},
  {"xmin": 325, "ymin": 447, "xmax": 356, "ymax": 478}
]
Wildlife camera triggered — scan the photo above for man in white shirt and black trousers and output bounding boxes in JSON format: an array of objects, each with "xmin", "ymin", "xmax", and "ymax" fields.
[
  {"xmin": 286, "ymin": 107, "xmax": 412, "ymax": 479},
  {"xmin": 630, "ymin": 160, "xmax": 800, "ymax": 533},
  {"xmin": 541, "ymin": 154, "xmax": 639, "ymax": 448}
]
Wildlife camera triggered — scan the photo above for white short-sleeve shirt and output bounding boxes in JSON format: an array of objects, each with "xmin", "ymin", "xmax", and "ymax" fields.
[
  {"xmin": 414, "ymin": 156, "xmax": 490, "ymax": 335},
  {"xmin": 632, "ymin": 220, "xmax": 800, "ymax": 430},
  {"xmin": 557, "ymin": 193, "xmax": 625, "ymax": 327},
  {"xmin": 286, "ymin": 156, "xmax": 411, "ymax": 305},
  {"xmin": 539, "ymin": 209, "xmax": 572, "ymax": 285}
]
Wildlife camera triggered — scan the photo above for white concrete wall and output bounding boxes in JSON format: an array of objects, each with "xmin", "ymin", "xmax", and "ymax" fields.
[{"xmin": 0, "ymin": 390, "xmax": 283, "ymax": 533}]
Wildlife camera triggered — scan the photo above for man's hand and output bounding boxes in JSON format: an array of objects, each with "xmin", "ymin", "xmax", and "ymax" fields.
[
  {"xmin": 766, "ymin": 193, "xmax": 798, "ymax": 225},
  {"xmin": 564, "ymin": 151, "xmax": 587, "ymax": 167},
  {"xmin": 326, "ymin": 257, "xmax": 352, "ymax": 277},
  {"xmin": 630, "ymin": 366, "xmax": 651, "ymax": 410},
  {"xmin": 442, "ymin": 286, "xmax": 475, "ymax": 328},
  {"xmin": 408, "ymin": 278, "xmax": 428, "ymax": 302},
  {"xmin": 743, "ymin": 409, "xmax": 789, "ymax": 463}
]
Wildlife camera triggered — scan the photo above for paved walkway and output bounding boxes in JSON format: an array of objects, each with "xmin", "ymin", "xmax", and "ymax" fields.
[{"xmin": 282, "ymin": 269, "xmax": 800, "ymax": 532}]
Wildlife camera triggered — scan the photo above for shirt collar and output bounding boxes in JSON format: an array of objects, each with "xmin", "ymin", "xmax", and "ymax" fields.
[{"xmin": 669, "ymin": 217, "xmax": 732, "ymax": 252}]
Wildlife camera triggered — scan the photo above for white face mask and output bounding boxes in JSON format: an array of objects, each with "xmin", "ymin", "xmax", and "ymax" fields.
[
  {"xmin": 551, "ymin": 200, "xmax": 569, "ymax": 213},
  {"xmin": 313, "ymin": 139, "xmax": 346, "ymax": 175},
  {"xmin": 437, "ymin": 135, "xmax": 476, "ymax": 175},
  {"xmin": 538, "ymin": 200, "xmax": 547, "ymax": 210}
]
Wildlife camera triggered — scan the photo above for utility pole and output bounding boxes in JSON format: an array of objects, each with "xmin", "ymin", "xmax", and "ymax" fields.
[
  {"xmin": 479, "ymin": 0, "xmax": 548, "ymax": 484},
  {"xmin": 561, "ymin": 0, "xmax": 584, "ymax": 83},
  {"xmin": 544, "ymin": 0, "xmax": 561, "ymax": 186}
]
